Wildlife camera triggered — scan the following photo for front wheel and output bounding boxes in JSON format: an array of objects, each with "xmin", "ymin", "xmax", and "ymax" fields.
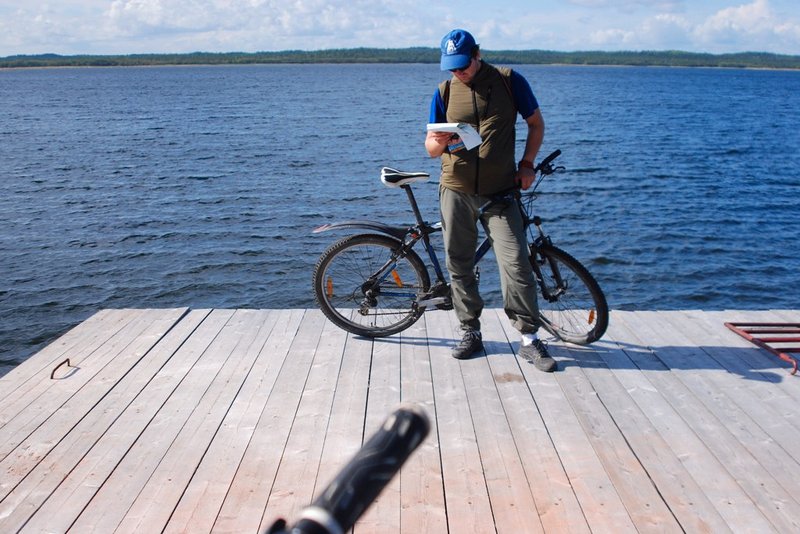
[
  {"xmin": 532, "ymin": 244, "xmax": 608, "ymax": 344},
  {"xmin": 313, "ymin": 234, "xmax": 431, "ymax": 337}
]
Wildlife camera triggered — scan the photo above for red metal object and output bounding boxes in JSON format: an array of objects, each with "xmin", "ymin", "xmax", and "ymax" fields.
[{"xmin": 725, "ymin": 322, "xmax": 800, "ymax": 375}]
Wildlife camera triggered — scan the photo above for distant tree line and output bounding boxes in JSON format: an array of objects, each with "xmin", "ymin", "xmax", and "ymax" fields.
[{"xmin": 2, "ymin": 48, "xmax": 799, "ymax": 69}]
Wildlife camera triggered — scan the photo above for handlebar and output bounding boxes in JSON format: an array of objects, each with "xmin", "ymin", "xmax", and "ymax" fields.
[
  {"xmin": 266, "ymin": 405, "xmax": 430, "ymax": 534},
  {"xmin": 535, "ymin": 149, "xmax": 561, "ymax": 175}
]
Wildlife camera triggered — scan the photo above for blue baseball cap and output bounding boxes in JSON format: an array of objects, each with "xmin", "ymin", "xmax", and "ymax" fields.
[{"xmin": 440, "ymin": 29, "xmax": 476, "ymax": 71}]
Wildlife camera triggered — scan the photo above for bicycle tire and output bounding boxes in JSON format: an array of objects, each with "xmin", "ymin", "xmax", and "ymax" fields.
[
  {"xmin": 313, "ymin": 234, "xmax": 431, "ymax": 337},
  {"xmin": 532, "ymin": 244, "xmax": 608, "ymax": 344}
]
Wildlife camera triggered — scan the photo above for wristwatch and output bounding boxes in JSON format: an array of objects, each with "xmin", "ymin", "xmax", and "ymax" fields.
[{"xmin": 518, "ymin": 159, "xmax": 534, "ymax": 170}]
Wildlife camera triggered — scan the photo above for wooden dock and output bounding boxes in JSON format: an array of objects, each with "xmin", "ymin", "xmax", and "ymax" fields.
[{"xmin": 1, "ymin": 308, "xmax": 799, "ymax": 533}]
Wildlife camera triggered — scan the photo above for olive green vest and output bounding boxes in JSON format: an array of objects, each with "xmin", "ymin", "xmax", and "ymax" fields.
[{"xmin": 438, "ymin": 63, "xmax": 517, "ymax": 195}]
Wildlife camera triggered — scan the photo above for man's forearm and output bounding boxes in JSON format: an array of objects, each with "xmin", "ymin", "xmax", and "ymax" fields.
[{"xmin": 520, "ymin": 109, "xmax": 545, "ymax": 164}]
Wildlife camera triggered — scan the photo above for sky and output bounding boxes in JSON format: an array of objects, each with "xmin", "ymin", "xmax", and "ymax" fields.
[{"xmin": 1, "ymin": 0, "xmax": 798, "ymax": 57}]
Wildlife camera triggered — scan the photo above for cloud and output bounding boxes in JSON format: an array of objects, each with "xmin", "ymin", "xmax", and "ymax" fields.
[
  {"xmin": 634, "ymin": 13, "xmax": 694, "ymax": 49},
  {"xmin": 100, "ymin": 0, "xmax": 433, "ymax": 52},
  {"xmin": 566, "ymin": 0, "xmax": 684, "ymax": 12},
  {"xmin": 579, "ymin": 0, "xmax": 799, "ymax": 53},
  {"xmin": 0, "ymin": 3, "xmax": 114, "ymax": 53},
  {"xmin": 0, "ymin": 0, "xmax": 798, "ymax": 56},
  {"xmin": 693, "ymin": 0, "xmax": 800, "ymax": 52},
  {"xmin": 0, "ymin": 0, "xmax": 427, "ymax": 55},
  {"xmin": 584, "ymin": 12, "xmax": 693, "ymax": 48}
]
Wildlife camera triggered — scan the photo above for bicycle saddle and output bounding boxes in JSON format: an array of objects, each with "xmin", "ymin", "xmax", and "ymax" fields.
[{"xmin": 380, "ymin": 167, "xmax": 430, "ymax": 188}]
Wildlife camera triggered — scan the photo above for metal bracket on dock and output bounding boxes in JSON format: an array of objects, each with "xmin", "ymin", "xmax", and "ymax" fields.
[
  {"xmin": 50, "ymin": 358, "xmax": 72, "ymax": 379},
  {"xmin": 725, "ymin": 322, "xmax": 800, "ymax": 375}
]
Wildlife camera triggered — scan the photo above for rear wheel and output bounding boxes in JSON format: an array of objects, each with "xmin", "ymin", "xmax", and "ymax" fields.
[
  {"xmin": 313, "ymin": 234, "xmax": 431, "ymax": 337},
  {"xmin": 532, "ymin": 245, "xmax": 608, "ymax": 344}
]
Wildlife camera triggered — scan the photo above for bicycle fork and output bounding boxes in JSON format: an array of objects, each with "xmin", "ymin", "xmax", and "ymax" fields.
[{"xmin": 528, "ymin": 218, "xmax": 568, "ymax": 303}]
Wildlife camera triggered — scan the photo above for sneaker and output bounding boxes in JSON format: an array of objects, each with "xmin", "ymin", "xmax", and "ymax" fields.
[
  {"xmin": 519, "ymin": 338, "xmax": 557, "ymax": 372},
  {"xmin": 452, "ymin": 330, "xmax": 483, "ymax": 360}
]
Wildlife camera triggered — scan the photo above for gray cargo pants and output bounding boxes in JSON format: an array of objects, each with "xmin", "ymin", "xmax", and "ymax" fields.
[{"xmin": 440, "ymin": 185, "xmax": 541, "ymax": 334}]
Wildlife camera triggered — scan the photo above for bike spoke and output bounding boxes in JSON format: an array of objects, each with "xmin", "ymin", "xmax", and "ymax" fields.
[
  {"xmin": 534, "ymin": 245, "xmax": 608, "ymax": 344},
  {"xmin": 314, "ymin": 234, "xmax": 430, "ymax": 337}
]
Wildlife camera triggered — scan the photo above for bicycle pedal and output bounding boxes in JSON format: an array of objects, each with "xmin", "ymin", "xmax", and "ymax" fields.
[{"xmin": 416, "ymin": 296, "xmax": 444, "ymax": 307}]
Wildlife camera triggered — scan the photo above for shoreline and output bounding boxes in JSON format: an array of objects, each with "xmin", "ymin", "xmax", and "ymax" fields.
[
  {"xmin": 3, "ymin": 48, "xmax": 799, "ymax": 70},
  {"xmin": 3, "ymin": 62, "xmax": 800, "ymax": 73}
]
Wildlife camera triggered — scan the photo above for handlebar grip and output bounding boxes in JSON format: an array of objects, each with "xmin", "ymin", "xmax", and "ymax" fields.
[
  {"xmin": 536, "ymin": 149, "xmax": 561, "ymax": 172},
  {"xmin": 290, "ymin": 405, "xmax": 430, "ymax": 534}
]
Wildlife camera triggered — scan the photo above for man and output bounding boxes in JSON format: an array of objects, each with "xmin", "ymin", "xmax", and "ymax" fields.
[{"xmin": 424, "ymin": 28, "xmax": 556, "ymax": 372}]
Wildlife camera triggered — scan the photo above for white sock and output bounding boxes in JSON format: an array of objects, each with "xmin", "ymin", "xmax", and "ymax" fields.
[{"xmin": 521, "ymin": 333, "xmax": 539, "ymax": 346}]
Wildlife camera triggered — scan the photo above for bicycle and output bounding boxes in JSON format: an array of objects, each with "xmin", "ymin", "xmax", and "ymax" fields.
[{"xmin": 311, "ymin": 150, "xmax": 608, "ymax": 345}]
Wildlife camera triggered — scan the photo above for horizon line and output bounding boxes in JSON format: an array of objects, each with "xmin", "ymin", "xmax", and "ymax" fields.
[{"xmin": 3, "ymin": 47, "xmax": 799, "ymax": 59}]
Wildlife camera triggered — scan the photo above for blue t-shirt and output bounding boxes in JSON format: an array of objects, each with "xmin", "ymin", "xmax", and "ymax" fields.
[{"xmin": 428, "ymin": 70, "xmax": 539, "ymax": 123}]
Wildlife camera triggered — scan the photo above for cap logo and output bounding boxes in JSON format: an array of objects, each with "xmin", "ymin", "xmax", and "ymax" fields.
[{"xmin": 446, "ymin": 39, "xmax": 458, "ymax": 55}]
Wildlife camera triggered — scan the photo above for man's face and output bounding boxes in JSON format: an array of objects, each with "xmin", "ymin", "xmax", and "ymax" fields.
[{"xmin": 451, "ymin": 57, "xmax": 480, "ymax": 83}]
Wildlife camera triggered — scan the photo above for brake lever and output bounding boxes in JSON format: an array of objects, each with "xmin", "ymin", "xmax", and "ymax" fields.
[{"xmin": 540, "ymin": 164, "xmax": 566, "ymax": 177}]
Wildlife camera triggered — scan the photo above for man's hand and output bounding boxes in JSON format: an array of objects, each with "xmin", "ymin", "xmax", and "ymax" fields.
[
  {"xmin": 425, "ymin": 130, "xmax": 458, "ymax": 157},
  {"xmin": 516, "ymin": 166, "xmax": 536, "ymax": 190},
  {"xmin": 430, "ymin": 131, "xmax": 454, "ymax": 146}
]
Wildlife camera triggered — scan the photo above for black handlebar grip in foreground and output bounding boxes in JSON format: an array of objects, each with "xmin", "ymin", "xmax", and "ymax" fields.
[
  {"xmin": 273, "ymin": 405, "xmax": 430, "ymax": 534},
  {"xmin": 536, "ymin": 149, "xmax": 561, "ymax": 172}
]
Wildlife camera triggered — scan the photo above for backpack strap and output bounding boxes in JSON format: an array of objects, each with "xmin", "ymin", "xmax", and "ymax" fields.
[
  {"xmin": 438, "ymin": 79, "xmax": 451, "ymax": 111},
  {"xmin": 496, "ymin": 67, "xmax": 517, "ymax": 112}
]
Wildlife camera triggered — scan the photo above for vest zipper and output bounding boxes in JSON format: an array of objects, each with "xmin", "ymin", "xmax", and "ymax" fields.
[{"xmin": 471, "ymin": 84, "xmax": 492, "ymax": 195}]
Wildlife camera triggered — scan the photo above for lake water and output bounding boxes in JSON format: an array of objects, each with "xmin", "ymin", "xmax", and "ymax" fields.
[{"xmin": 1, "ymin": 63, "xmax": 799, "ymax": 374}]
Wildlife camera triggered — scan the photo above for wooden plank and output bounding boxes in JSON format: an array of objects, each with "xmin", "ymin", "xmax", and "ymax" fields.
[
  {"xmin": 718, "ymin": 309, "xmax": 800, "ymax": 395},
  {"xmin": 0, "ymin": 308, "xmax": 205, "ymax": 533},
  {"xmin": 648, "ymin": 311, "xmax": 800, "ymax": 530},
  {"xmin": 69, "ymin": 309, "xmax": 259, "ymax": 533},
  {"xmin": 482, "ymin": 310, "xmax": 590, "ymax": 533},
  {"xmin": 687, "ymin": 309, "xmax": 800, "ymax": 420},
  {"xmin": 397, "ymin": 314, "xmax": 447, "ymax": 534},
  {"xmin": 113, "ymin": 310, "xmax": 285, "ymax": 533},
  {"xmin": 0, "ymin": 308, "xmax": 168, "ymax": 459},
  {"xmin": 17, "ymin": 309, "xmax": 234, "ymax": 533},
  {"xmin": 545, "ymin": 339, "xmax": 682, "ymax": 533},
  {"xmin": 0, "ymin": 308, "xmax": 189, "ymax": 500},
  {"xmin": 2, "ymin": 308, "xmax": 799, "ymax": 533},
  {"xmin": 261, "ymin": 317, "xmax": 350, "ymax": 531},
  {"xmin": 211, "ymin": 309, "xmax": 326, "ymax": 533},
  {"xmin": 684, "ymin": 310, "xmax": 799, "ymax": 380},
  {"xmin": 310, "ymin": 314, "xmax": 373, "ymax": 504},
  {"xmin": 590, "ymin": 316, "xmax": 733, "ymax": 532},
  {"xmin": 678, "ymin": 309, "xmax": 800, "ymax": 431},
  {"xmin": 459, "ymin": 312, "xmax": 544, "ymax": 533},
  {"xmin": 163, "ymin": 309, "xmax": 305, "ymax": 533},
  {"xmin": 772, "ymin": 310, "xmax": 800, "ymax": 324},
  {"xmin": 497, "ymin": 315, "xmax": 639, "ymax": 532},
  {"xmin": 356, "ymin": 321, "xmax": 403, "ymax": 533},
  {"xmin": 425, "ymin": 309, "xmax": 496, "ymax": 533},
  {"xmin": 0, "ymin": 309, "xmax": 127, "ymax": 401},
  {"xmin": 612, "ymin": 311, "xmax": 778, "ymax": 532}
]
